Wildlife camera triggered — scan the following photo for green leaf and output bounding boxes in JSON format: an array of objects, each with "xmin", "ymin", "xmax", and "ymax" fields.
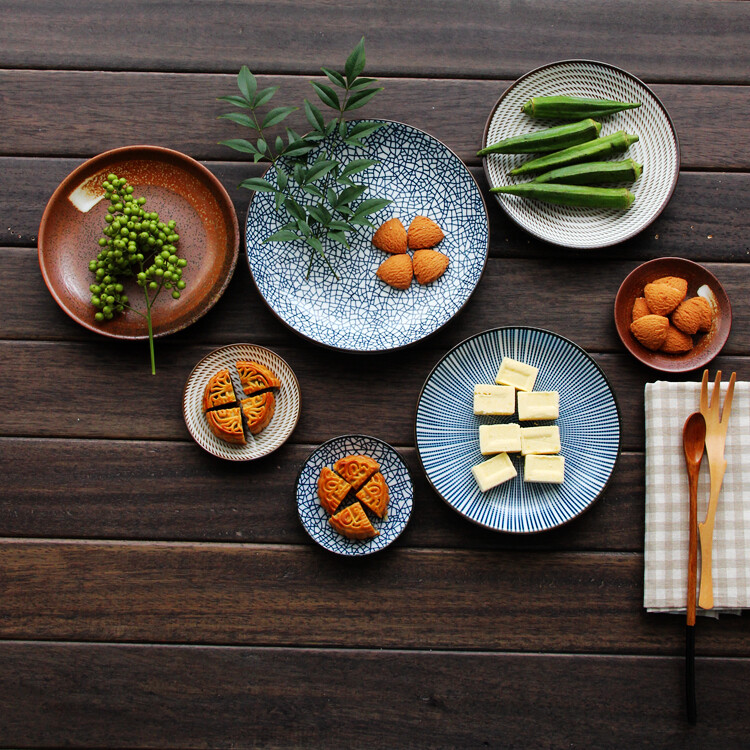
[
  {"xmin": 328, "ymin": 219, "xmax": 353, "ymax": 232},
  {"xmin": 338, "ymin": 120, "xmax": 348, "ymax": 140},
  {"xmin": 304, "ymin": 159, "xmax": 338, "ymax": 184},
  {"xmin": 321, "ymin": 67, "xmax": 347, "ymax": 88},
  {"xmin": 284, "ymin": 198, "xmax": 306, "ymax": 221},
  {"xmin": 239, "ymin": 177, "xmax": 277, "ymax": 193},
  {"xmin": 326, "ymin": 188, "xmax": 339, "ymax": 206},
  {"xmin": 337, "ymin": 185, "xmax": 368, "ymax": 206},
  {"xmin": 348, "ymin": 215, "xmax": 376, "ymax": 227},
  {"xmin": 354, "ymin": 198, "xmax": 392, "ymax": 216},
  {"xmin": 336, "ymin": 205, "xmax": 354, "ymax": 218},
  {"xmin": 308, "ymin": 205, "xmax": 332, "ymax": 225},
  {"xmin": 348, "ymin": 76, "xmax": 378, "ymax": 91},
  {"xmin": 286, "ymin": 127, "xmax": 302, "ymax": 144},
  {"xmin": 275, "ymin": 167, "xmax": 288, "ymax": 190},
  {"xmin": 265, "ymin": 229, "xmax": 300, "ymax": 243},
  {"xmin": 218, "ymin": 112, "xmax": 256, "ymax": 128},
  {"xmin": 274, "ymin": 191, "xmax": 284, "ymax": 211},
  {"xmin": 304, "ymin": 235, "xmax": 324, "ymax": 255},
  {"xmin": 238, "ymin": 66, "xmax": 258, "ymax": 102},
  {"xmin": 325, "ymin": 121, "xmax": 337, "ymax": 136},
  {"xmin": 283, "ymin": 143, "xmax": 316, "ymax": 158},
  {"xmin": 344, "ymin": 37, "xmax": 366, "ymax": 83},
  {"xmin": 257, "ymin": 138, "xmax": 267, "ymax": 154},
  {"xmin": 254, "ymin": 86, "xmax": 279, "ymax": 108},
  {"xmin": 275, "ymin": 135, "xmax": 285, "ymax": 152},
  {"xmin": 262, "ymin": 106, "xmax": 297, "ymax": 129},
  {"xmin": 347, "ymin": 121, "xmax": 386, "ymax": 139},
  {"xmin": 217, "ymin": 94, "xmax": 253, "ymax": 109},
  {"xmin": 311, "ymin": 81, "xmax": 341, "ymax": 111},
  {"xmin": 293, "ymin": 164, "xmax": 305, "ymax": 185},
  {"xmin": 339, "ymin": 159, "xmax": 378, "ymax": 179},
  {"xmin": 218, "ymin": 138, "xmax": 259, "ymax": 154},
  {"xmin": 296, "ymin": 218, "xmax": 312, "ymax": 236},
  {"xmin": 326, "ymin": 230, "xmax": 350, "ymax": 248},
  {"xmin": 303, "ymin": 99, "xmax": 326, "ymax": 132},
  {"xmin": 345, "ymin": 87, "xmax": 383, "ymax": 111},
  {"xmin": 302, "ymin": 185, "xmax": 325, "ymax": 199}
]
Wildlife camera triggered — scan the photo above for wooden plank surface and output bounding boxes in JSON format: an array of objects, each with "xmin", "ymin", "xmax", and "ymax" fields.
[
  {"xmin": 1, "ymin": 642, "xmax": 748, "ymax": 749},
  {"xmin": 3, "ymin": 539, "xmax": 750, "ymax": 654},
  {"xmin": 2, "ymin": 72, "xmax": 749, "ymax": 170}
]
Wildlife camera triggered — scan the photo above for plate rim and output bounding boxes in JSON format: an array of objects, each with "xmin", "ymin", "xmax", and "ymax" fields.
[
  {"xmin": 414, "ymin": 325, "xmax": 622, "ymax": 534},
  {"xmin": 295, "ymin": 432, "xmax": 414, "ymax": 555},
  {"xmin": 182, "ymin": 342, "xmax": 301, "ymax": 461},
  {"xmin": 243, "ymin": 118, "xmax": 490, "ymax": 353},
  {"xmin": 481, "ymin": 58, "xmax": 681, "ymax": 250},
  {"xmin": 38, "ymin": 144, "xmax": 240, "ymax": 340},
  {"xmin": 613, "ymin": 256, "xmax": 733, "ymax": 373}
]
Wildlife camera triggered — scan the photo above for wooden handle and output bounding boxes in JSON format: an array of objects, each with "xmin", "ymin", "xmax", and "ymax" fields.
[
  {"xmin": 698, "ymin": 460, "xmax": 727, "ymax": 610},
  {"xmin": 687, "ymin": 467, "xmax": 699, "ymax": 626}
]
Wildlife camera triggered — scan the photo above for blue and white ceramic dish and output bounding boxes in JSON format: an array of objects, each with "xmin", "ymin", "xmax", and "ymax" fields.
[
  {"xmin": 415, "ymin": 327, "xmax": 621, "ymax": 533},
  {"xmin": 296, "ymin": 434, "xmax": 414, "ymax": 555},
  {"xmin": 245, "ymin": 120, "xmax": 489, "ymax": 352}
]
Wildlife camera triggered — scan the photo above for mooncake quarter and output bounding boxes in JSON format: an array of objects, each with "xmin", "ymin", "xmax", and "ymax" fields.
[
  {"xmin": 329, "ymin": 502, "xmax": 380, "ymax": 540},
  {"xmin": 355, "ymin": 471, "xmax": 390, "ymax": 518},
  {"xmin": 317, "ymin": 467, "xmax": 352, "ymax": 515},
  {"xmin": 202, "ymin": 369, "xmax": 237, "ymax": 412},
  {"xmin": 240, "ymin": 392, "xmax": 276, "ymax": 435},
  {"xmin": 205, "ymin": 407, "xmax": 245, "ymax": 445},
  {"xmin": 235, "ymin": 360, "xmax": 281, "ymax": 395},
  {"xmin": 333, "ymin": 454, "xmax": 380, "ymax": 490}
]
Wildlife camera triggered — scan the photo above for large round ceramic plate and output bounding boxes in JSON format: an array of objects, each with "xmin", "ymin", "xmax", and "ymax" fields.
[
  {"xmin": 246, "ymin": 120, "xmax": 489, "ymax": 352},
  {"xmin": 482, "ymin": 60, "xmax": 679, "ymax": 249},
  {"xmin": 297, "ymin": 434, "xmax": 413, "ymax": 555},
  {"xmin": 415, "ymin": 327, "xmax": 621, "ymax": 533},
  {"xmin": 39, "ymin": 146, "xmax": 239, "ymax": 338},
  {"xmin": 183, "ymin": 343, "xmax": 300, "ymax": 461}
]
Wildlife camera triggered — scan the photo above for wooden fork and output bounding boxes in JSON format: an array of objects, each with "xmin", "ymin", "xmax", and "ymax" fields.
[{"xmin": 698, "ymin": 369, "xmax": 737, "ymax": 610}]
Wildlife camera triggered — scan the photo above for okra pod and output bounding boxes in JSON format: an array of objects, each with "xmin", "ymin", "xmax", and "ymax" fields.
[
  {"xmin": 477, "ymin": 118, "xmax": 601, "ymax": 156},
  {"xmin": 490, "ymin": 183, "xmax": 635, "ymax": 210},
  {"xmin": 532, "ymin": 159, "xmax": 642, "ymax": 185},
  {"xmin": 510, "ymin": 131, "xmax": 639, "ymax": 176},
  {"xmin": 522, "ymin": 95, "xmax": 641, "ymax": 120}
]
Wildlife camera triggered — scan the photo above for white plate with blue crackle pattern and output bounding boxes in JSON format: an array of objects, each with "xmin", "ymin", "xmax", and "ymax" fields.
[
  {"xmin": 415, "ymin": 327, "xmax": 621, "ymax": 533},
  {"xmin": 245, "ymin": 120, "xmax": 489, "ymax": 352},
  {"xmin": 296, "ymin": 434, "xmax": 413, "ymax": 556}
]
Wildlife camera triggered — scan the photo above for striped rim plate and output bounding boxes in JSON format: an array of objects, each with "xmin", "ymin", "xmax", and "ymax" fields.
[{"xmin": 415, "ymin": 327, "xmax": 621, "ymax": 533}]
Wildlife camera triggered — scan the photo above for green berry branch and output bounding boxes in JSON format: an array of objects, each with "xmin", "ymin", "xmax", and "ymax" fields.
[
  {"xmin": 88, "ymin": 174, "xmax": 187, "ymax": 375},
  {"xmin": 219, "ymin": 37, "xmax": 391, "ymax": 278}
]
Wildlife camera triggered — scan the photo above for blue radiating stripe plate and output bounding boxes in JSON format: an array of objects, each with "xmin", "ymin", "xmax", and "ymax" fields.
[{"xmin": 415, "ymin": 327, "xmax": 621, "ymax": 533}]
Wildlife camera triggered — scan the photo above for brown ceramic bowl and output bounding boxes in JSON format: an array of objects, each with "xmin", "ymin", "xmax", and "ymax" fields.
[
  {"xmin": 614, "ymin": 257, "xmax": 731, "ymax": 372},
  {"xmin": 38, "ymin": 145, "xmax": 239, "ymax": 339}
]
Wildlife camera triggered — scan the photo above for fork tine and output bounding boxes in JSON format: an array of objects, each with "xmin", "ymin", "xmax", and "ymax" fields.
[
  {"xmin": 709, "ymin": 371, "xmax": 722, "ymax": 416},
  {"xmin": 700, "ymin": 369, "xmax": 709, "ymax": 415},
  {"xmin": 721, "ymin": 371, "xmax": 737, "ymax": 425}
]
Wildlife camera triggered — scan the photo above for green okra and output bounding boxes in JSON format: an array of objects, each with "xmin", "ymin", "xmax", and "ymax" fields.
[
  {"xmin": 510, "ymin": 131, "xmax": 639, "ymax": 176},
  {"xmin": 477, "ymin": 118, "xmax": 601, "ymax": 156},
  {"xmin": 532, "ymin": 158, "xmax": 642, "ymax": 185},
  {"xmin": 522, "ymin": 95, "xmax": 641, "ymax": 120},
  {"xmin": 490, "ymin": 183, "xmax": 635, "ymax": 209}
]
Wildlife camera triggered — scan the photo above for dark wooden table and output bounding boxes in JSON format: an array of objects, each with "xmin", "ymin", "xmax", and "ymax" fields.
[{"xmin": 2, "ymin": 2, "xmax": 750, "ymax": 747}]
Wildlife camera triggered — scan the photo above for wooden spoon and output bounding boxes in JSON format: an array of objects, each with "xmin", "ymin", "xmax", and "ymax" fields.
[{"xmin": 683, "ymin": 411, "xmax": 706, "ymax": 724}]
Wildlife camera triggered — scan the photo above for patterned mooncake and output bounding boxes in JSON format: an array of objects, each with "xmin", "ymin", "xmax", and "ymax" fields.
[
  {"xmin": 202, "ymin": 369, "xmax": 237, "ymax": 412},
  {"xmin": 205, "ymin": 407, "xmax": 245, "ymax": 445},
  {"xmin": 329, "ymin": 502, "xmax": 379, "ymax": 540},
  {"xmin": 355, "ymin": 472, "xmax": 390, "ymax": 518},
  {"xmin": 240, "ymin": 392, "xmax": 276, "ymax": 435},
  {"xmin": 317, "ymin": 467, "xmax": 352, "ymax": 515},
  {"xmin": 333, "ymin": 454, "xmax": 380, "ymax": 490},
  {"xmin": 236, "ymin": 360, "xmax": 281, "ymax": 395}
]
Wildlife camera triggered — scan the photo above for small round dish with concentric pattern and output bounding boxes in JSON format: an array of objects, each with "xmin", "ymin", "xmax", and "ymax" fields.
[
  {"xmin": 415, "ymin": 327, "xmax": 621, "ymax": 533},
  {"xmin": 183, "ymin": 343, "xmax": 301, "ymax": 461},
  {"xmin": 481, "ymin": 60, "xmax": 679, "ymax": 249},
  {"xmin": 296, "ymin": 434, "xmax": 414, "ymax": 556}
]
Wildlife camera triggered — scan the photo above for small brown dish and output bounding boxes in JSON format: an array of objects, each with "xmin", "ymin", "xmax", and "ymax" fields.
[
  {"xmin": 38, "ymin": 145, "xmax": 239, "ymax": 339},
  {"xmin": 614, "ymin": 257, "xmax": 731, "ymax": 372}
]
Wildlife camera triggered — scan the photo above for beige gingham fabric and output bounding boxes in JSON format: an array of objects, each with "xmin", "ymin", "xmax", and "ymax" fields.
[{"xmin": 644, "ymin": 380, "xmax": 750, "ymax": 614}]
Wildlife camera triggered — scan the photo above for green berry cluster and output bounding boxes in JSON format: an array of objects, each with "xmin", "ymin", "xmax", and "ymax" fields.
[{"xmin": 88, "ymin": 173, "xmax": 187, "ymax": 322}]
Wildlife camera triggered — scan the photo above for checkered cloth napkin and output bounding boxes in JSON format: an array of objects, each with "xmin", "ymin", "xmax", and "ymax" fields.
[{"xmin": 644, "ymin": 379, "xmax": 750, "ymax": 615}]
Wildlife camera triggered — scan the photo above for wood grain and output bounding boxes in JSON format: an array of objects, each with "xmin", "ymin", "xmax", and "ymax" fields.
[
  {"xmin": 0, "ymin": 438, "xmax": 644, "ymax": 550},
  {"xmin": 2, "ymin": 72, "xmax": 749, "ymax": 169},
  {"xmin": 1, "ymin": 0, "xmax": 748, "ymax": 83},
  {"xmin": 1, "ymin": 641, "xmax": 749, "ymax": 749},
  {"xmin": 3, "ymin": 539, "xmax": 750, "ymax": 654}
]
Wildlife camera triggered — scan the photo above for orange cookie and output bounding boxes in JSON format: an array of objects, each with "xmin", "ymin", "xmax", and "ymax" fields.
[
  {"xmin": 356, "ymin": 471, "xmax": 389, "ymax": 518},
  {"xmin": 372, "ymin": 218, "xmax": 408, "ymax": 254},
  {"xmin": 334, "ymin": 454, "xmax": 380, "ymax": 490},
  {"xmin": 412, "ymin": 249, "xmax": 449, "ymax": 284},
  {"xmin": 377, "ymin": 254, "xmax": 413, "ymax": 290},
  {"xmin": 236, "ymin": 360, "xmax": 280, "ymax": 395},
  {"xmin": 205, "ymin": 407, "xmax": 245, "ymax": 445},
  {"xmin": 407, "ymin": 216, "xmax": 445, "ymax": 249},
  {"xmin": 317, "ymin": 467, "xmax": 352, "ymax": 515},
  {"xmin": 329, "ymin": 502, "xmax": 379, "ymax": 540},
  {"xmin": 241, "ymin": 392, "xmax": 276, "ymax": 435},
  {"xmin": 202, "ymin": 369, "xmax": 237, "ymax": 412},
  {"xmin": 651, "ymin": 276, "xmax": 689, "ymax": 299},
  {"xmin": 672, "ymin": 297, "xmax": 713, "ymax": 335},
  {"xmin": 630, "ymin": 314, "xmax": 669, "ymax": 351},
  {"xmin": 644, "ymin": 281, "xmax": 685, "ymax": 316},
  {"xmin": 631, "ymin": 297, "xmax": 651, "ymax": 322},
  {"xmin": 660, "ymin": 324, "xmax": 693, "ymax": 354}
]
